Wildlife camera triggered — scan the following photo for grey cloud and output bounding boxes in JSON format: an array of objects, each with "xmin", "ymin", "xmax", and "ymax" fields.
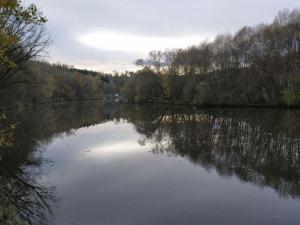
[
  {"xmin": 36, "ymin": 0, "xmax": 300, "ymax": 35},
  {"xmin": 33, "ymin": 0, "xmax": 300, "ymax": 72}
]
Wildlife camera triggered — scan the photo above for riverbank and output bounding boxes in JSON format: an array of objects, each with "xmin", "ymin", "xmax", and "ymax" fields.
[
  {"xmin": 0, "ymin": 98, "xmax": 103, "ymax": 111},
  {"xmin": 1, "ymin": 98, "xmax": 299, "ymax": 113}
]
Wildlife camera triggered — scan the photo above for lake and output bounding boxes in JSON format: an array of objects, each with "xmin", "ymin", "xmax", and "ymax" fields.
[{"xmin": 0, "ymin": 103, "xmax": 299, "ymax": 225}]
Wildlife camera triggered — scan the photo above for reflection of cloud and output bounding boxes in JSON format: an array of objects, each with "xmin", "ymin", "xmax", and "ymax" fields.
[
  {"xmin": 77, "ymin": 121, "xmax": 150, "ymax": 157},
  {"xmin": 79, "ymin": 31, "xmax": 208, "ymax": 52},
  {"xmin": 73, "ymin": 122, "xmax": 150, "ymax": 158},
  {"xmin": 57, "ymin": 121, "xmax": 149, "ymax": 158},
  {"xmin": 87, "ymin": 140, "xmax": 146, "ymax": 158}
]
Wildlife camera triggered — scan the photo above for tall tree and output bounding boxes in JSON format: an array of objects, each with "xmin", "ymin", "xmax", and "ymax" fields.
[{"xmin": 0, "ymin": 0, "xmax": 48, "ymax": 90}]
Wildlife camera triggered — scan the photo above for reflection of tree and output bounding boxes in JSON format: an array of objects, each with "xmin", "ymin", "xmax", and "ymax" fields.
[
  {"xmin": 1, "ymin": 103, "xmax": 299, "ymax": 224},
  {"xmin": 0, "ymin": 113, "xmax": 16, "ymax": 158},
  {"xmin": 132, "ymin": 108, "xmax": 300, "ymax": 198},
  {"xmin": 0, "ymin": 102, "xmax": 110, "ymax": 225},
  {"xmin": 0, "ymin": 111, "xmax": 57, "ymax": 224},
  {"xmin": 0, "ymin": 158, "xmax": 56, "ymax": 225}
]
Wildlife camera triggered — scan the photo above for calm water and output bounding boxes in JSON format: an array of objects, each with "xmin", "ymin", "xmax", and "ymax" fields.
[{"xmin": 0, "ymin": 103, "xmax": 299, "ymax": 225}]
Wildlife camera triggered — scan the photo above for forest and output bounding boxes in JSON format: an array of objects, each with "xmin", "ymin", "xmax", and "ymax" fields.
[
  {"xmin": 117, "ymin": 9, "xmax": 300, "ymax": 107},
  {"xmin": 0, "ymin": 61, "xmax": 106, "ymax": 107},
  {"xmin": 1, "ymin": 1, "xmax": 300, "ymax": 224},
  {"xmin": 0, "ymin": 1, "xmax": 300, "ymax": 109},
  {"xmin": 0, "ymin": 1, "xmax": 106, "ymax": 108}
]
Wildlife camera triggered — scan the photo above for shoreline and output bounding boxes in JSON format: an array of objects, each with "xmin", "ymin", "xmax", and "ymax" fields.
[{"xmin": 1, "ymin": 99, "xmax": 299, "ymax": 111}]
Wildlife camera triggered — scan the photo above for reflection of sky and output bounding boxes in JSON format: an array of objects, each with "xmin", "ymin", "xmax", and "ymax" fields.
[
  {"xmin": 43, "ymin": 121, "xmax": 146, "ymax": 164},
  {"xmin": 40, "ymin": 120, "xmax": 300, "ymax": 225},
  {"xmin": 31, "ymin": 0, "xmax": 300, "ymax": 72}
]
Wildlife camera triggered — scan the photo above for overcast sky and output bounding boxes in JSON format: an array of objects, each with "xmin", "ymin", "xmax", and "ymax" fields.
[{"xmin": 31, "ymin": 0, "xmax": 300, "ymax": 72}]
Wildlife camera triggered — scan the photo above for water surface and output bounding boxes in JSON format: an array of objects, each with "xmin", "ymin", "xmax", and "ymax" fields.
[{"xmin": 1, "ymin": 103, "xmax": 299, "ymax": 225}]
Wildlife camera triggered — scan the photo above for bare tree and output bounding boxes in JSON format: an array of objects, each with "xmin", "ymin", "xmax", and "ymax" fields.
[{"xmin": 0, "ymin": 2, "xmax": 49, "ymax": 90}]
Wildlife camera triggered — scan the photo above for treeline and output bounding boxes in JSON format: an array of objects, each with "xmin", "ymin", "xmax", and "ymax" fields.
[
  {"xmin": 0, "ymin": 61, "xmax": 105, "ymax": 107},
  {"xmin": 115, "ymin": 9, "xmax": 300, "ymax": 107},
  {"xmin": 0, "ymin": 1, "xmax": 107, "ymax": 108},
  {"xmin": 1, "ymin": 2, "xmax": 300, "ymax": 108}
]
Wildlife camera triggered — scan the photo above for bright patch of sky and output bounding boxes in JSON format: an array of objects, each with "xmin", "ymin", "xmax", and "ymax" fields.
[
  {"xmin": 79, "ymin": 31, "xmax": 208, "ymax": 52},
  {"xmin": 32, "ymin": 0, "xmax": 300, "ymax": 72}
]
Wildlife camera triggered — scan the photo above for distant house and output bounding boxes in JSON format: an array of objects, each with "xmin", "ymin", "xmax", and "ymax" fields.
[{"xmin": 105, "ymin": 93, "xmax": 127, "ymax": 102}]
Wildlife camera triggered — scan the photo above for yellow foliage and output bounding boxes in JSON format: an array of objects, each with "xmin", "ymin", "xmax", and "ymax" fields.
[
  {"xmin": 0, "ymin": 0, "xmax": 47, "ymax": 69},
  {"xmin": 0, "ymin": 113, "xmax": 16, "ymax": 160},
  {"xmin": 0, "ymin": 0, "xmax": 18, "ymax": 9}
]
